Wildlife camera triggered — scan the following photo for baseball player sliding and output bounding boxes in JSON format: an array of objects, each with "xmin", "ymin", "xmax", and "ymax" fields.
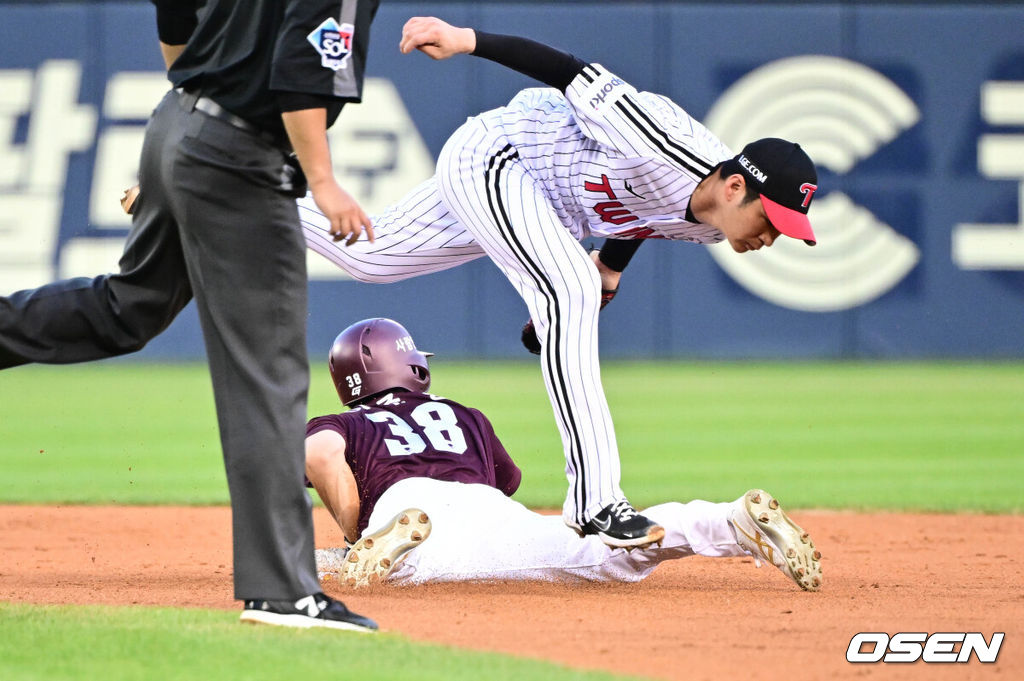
[{"xmin": 306, "ymin": 318, "xmax": 822, "ymax": 591}]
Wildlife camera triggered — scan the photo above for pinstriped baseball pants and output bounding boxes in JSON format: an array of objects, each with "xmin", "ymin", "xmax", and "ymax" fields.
[
  {"xmin": 433, "ymin": 118, "xmax": 625, "ymax": 527},
  {"xmin": 300, "ymin": 178, "xmax": 487, "ymax": 283}
]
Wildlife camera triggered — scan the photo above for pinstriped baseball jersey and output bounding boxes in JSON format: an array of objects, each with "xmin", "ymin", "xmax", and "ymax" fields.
[
  {"xmin": 477, "ymin": 63, "xmax": 731, "ymax": 242},
  {"xmin": 299, "ymin": 64, "xmax": 731, "ymax": 285}
]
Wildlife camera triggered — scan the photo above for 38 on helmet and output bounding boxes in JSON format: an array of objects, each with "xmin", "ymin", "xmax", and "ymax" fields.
[{"xmin": 328, "ymin": 318, "xmax": 432, "ymax": 406}]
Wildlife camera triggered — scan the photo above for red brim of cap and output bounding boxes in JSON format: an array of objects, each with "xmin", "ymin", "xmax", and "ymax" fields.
[{"xmin": 760, "ymin": 195, "xmax": 816, "ymax": 246}]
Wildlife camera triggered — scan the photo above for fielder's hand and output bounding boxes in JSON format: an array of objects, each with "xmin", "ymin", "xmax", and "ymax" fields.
[
  {"xmin": 520, "ymin": 287, "xmax": 618, "ymax": 355},
  {"xmin": 121, "ymin": 184, "xmax": 140, "ymax": 215}
]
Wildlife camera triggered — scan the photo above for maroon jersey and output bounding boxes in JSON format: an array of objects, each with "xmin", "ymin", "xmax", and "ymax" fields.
[{"xmin": 306, "ymin": 391, "xmax": 522, "ymax": 534}]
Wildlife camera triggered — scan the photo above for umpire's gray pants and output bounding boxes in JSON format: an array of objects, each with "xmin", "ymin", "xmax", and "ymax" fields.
[{"xmin": 0, "ymin": 89, "xmax": 321, "ymax": 600}]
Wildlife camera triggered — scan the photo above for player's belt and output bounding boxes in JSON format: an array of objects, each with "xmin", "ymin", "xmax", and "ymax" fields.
[{"xmin": 174, "ymin": 88, "xmax": 291, "ymax": 152}]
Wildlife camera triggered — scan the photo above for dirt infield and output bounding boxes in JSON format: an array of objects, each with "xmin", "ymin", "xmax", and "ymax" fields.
[{"xmin": 1, "ymin": 505, "xmax": 1020, "ymax": 680}]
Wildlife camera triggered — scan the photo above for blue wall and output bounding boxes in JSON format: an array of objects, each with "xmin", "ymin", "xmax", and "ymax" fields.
[{"xmin": 1, "ymin": 2, "xmax": 1022, "ymax": 359}]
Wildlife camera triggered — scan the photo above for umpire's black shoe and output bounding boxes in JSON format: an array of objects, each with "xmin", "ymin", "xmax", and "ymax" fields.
[
  {"xmin": 240, "ymin": 592, "xmax": 377, "ymax": 632},
  {"xmin": 578, "ymin": 501, "xmax": 665, "ymax": 549}
]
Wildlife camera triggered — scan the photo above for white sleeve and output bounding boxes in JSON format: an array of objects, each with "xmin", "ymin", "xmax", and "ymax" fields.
[{"xmin": 564, "ymin": 63, "xmax": 726, "ymax": 179}]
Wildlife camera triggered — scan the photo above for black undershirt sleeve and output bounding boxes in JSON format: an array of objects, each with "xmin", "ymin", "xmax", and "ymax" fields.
[
  {"xmin": 471, "ymin": 31, "xmax": 586, "ymax": 92},
  {"xmin": 598, "ymin": 239, "xmax": 644, "ymax": 273},
  {"xmin": 275, "ymin": 92, "xmax": 345, "ymax": 127},
  {"xmin": 152, "ymin": 0, "xmax": 199, "ymax": 45}
]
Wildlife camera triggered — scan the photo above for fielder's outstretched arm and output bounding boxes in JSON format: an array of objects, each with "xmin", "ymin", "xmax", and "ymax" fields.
[
  {"xmin": 401, "ymin": 17, "xmax": 718, "ymax": 180},
  {"xmin": 403, "ymin": 18, "xmax": 685, "ymax": 279},
  {"xmin": 400, "ymin": 17, "xmax": 584, "ymax": 91}
]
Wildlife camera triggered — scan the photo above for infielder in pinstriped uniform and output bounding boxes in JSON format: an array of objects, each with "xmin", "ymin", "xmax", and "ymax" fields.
[
  {"xmin": 306, "ymin": 318, "xmax": 823, "ymax": 591},
  {"xmin": 298, "ymin": 17, "xmax": 821, "ymax": 548}
]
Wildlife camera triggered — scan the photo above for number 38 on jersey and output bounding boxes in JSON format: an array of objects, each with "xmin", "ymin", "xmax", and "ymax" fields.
[{"xmin": 364, "ymin": 401, "xmax": 468, "ymax": 456}]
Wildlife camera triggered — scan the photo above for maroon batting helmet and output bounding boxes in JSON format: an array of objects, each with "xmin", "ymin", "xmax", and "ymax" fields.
[{"xmin": 328, "ymin": 318, "xmax": 432, "ymax": 406}]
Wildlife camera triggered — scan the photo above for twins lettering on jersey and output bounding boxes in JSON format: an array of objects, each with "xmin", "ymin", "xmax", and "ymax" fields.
[
  {"xmin": 581, "ymin": 173, "xmax": 675, "ymax": 238},
  {"xmin": 585, "ymin": 174, "xmax": 640, "ymax": 226},
  {"xmin": 583, "ymin": 174, "xmax": 668, "ymax": 239},
  {"xmin": 583, "ymin": 174, "xmax": 669, "ymax": 238}
]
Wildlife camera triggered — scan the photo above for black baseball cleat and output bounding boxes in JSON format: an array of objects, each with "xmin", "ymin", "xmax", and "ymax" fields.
[
  {"xmin": 573, "ymin": 500, "xmax": 665, "ymax": 549},
  {"xmin": 239, "ymin": 592, "xmax": 377, "ymax": 632}
]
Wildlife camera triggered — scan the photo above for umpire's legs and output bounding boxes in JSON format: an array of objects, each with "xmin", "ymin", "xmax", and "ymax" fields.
[
  {"xmin": 0, "ymin": 151, "xmax": 192, "ymax": 369},
  {"xmin": 436, "ymin": 126, "xmax": 625, "ymax": 527},
  {"xmin": 155, "ymin": 97, "xmax": 319, "ymax": 600}
]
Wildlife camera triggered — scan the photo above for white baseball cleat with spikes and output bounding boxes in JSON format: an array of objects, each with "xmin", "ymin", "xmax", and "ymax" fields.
[
  {"xmin": 340, "ymin": 508, "xmax": 431, "ymax": 588},
  {"xmin": 729, "ymin": 489, "xmax": 822, "ymax": 592}
]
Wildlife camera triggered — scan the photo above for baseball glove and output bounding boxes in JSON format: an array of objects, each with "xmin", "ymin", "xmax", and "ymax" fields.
[
  {"xmin": 121, "ymin": 184, "xmax": 140, "ymax": 215},
  {"xmin": 520, "ymin": 287, "xmax": 619, "ymax": 355}
]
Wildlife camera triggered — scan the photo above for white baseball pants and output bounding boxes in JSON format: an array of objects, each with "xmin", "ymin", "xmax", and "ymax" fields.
[{"xmin": 368, "ymin": 478, "xmax": 746, "ymax": 584}]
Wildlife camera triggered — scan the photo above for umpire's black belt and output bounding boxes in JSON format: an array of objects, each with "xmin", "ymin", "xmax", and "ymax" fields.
[{"xmin": 175, "ymin": 88, "xmax": 291, "ymax": 152}]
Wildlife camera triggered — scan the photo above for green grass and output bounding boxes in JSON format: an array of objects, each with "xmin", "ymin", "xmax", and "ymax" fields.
[
  {"xmin": 1, "ymin": 360, "xmax": 1021, "ymax": 512},
  {"xmin": 0, "ymin": 603, "xmax": 646, "ymax": 681},
  {"xmin": 1, "ymin": 360, "xmax": 1021, "ymax": 680}
]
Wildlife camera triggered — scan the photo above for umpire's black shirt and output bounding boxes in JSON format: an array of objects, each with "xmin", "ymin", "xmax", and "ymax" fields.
[{"xmin": 153, "ymin": 0, "xmax": 379, "ymax": 138}]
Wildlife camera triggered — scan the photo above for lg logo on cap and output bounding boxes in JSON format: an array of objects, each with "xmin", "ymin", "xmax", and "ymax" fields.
[{"xmin": 846, "ymin": 632, "xmax": 1004, "ymax": 664}]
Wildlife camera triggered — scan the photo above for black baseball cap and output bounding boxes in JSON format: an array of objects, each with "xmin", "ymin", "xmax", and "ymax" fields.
[{"xmin": 733, "ymin": 138, "xmax": 819, "ymax": 246}]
